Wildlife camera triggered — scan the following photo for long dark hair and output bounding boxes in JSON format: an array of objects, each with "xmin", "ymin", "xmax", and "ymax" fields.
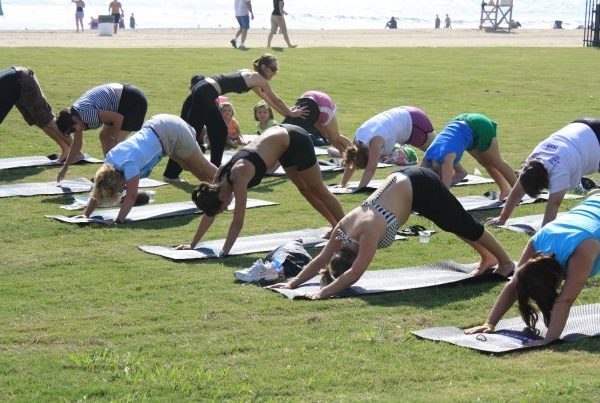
[
  {"xmin": 515, "ymin": 253, "xmax": 563, "ymax": 335},
  {"xmin": 519, "ymin": 159, "xmax": 549, "ymax": 198},
  {"xmin": 319, "ymin": 246, "xmax": 358, "ymax": 287},
  {"xmin": 192, "ymin": 182, "xmax": 221, "ymax": 217}
]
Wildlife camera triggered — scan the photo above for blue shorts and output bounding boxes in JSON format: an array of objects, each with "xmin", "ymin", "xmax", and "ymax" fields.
[{"xmin": 236, "ymin": 15, "xmax": 250, "ymax": 29}]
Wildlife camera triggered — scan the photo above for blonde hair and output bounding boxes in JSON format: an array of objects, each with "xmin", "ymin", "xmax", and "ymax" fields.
[
  {"xmin": 91, "ymin": 164, "xmax": 126, "ymax": 207},
  {"xmin": 254, "ymin": 101, "xmax": 274, "ymax": 121},
  {"xmin": 219, "ymin": 102, "xmax": 236, "ymax": 117}
]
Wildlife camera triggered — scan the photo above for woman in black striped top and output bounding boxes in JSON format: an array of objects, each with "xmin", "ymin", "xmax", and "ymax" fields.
[{"xmin": 56, "ymin": 82, "xmax": 147, "ymax": 182}]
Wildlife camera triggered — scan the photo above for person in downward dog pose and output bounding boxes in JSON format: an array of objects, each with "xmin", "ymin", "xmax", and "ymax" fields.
[
  {"xmin": 487, "ymin": 118, "xmax": 600, "ymax": 228},
  {"xmin": 269, "ymin": 166, "xmax": 515, "ymax": 299},
  {"xmin": 421, "ymin": 112, "xmax": 516, "ymax": 199},
  {"xmin": 340, "ymin": 106, "xmax": 436, "ymax": 191},
  {"xmin": 466, "ymin": 194, "xmax": 600, "ymax": 345},
  {"xmin": 83, "ymin": 114, "xmax": 216, "ymax": 224},
  {"xmin": 175, "ymin": 124, "xmax": 345, "ymax": 256}
]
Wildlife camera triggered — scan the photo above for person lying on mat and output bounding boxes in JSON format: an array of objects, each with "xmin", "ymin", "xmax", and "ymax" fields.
[
  {"xmin": 55, "ymin": 82, "xmax": 148, "ymax": 182},
  {"xmin": 421, "ymin": 113, "xmax": 517, "ymax": 200},
  {"xmin": 281, "ymin": 90, "xmax": 351, "ymax": 156},
  {"xmin": 268, "ymin": 166, "xmax": 515, "ymax": 299},
  {"xmin": 488, "ymin": 118, "xmax": 600, "ymax": 229},
  {"xmin": 175, "ymin": 53, "xmax": 307, "ymax": 169},
  {"xmin": 466, "ymin": 194, "xmax": 600, "ymax": 345},
  {"xmin": 82, "ymin": 114, "xmax": 216, "ymax": 224},
  {"xmin": 0, "ymin": 66, "xmax": 77, "ymax": 162},
  {"xmin": 339, "ymin": 106, "xmax": 436, "ymax": 191},
  {"xmin": 175, "ymin": 124, "xmax": 345, "ymax": 255}
]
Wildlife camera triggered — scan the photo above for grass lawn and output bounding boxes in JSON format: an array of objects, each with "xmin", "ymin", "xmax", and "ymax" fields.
[{"xmin": 0, "ymin": 46, "xmax": 599, "ymax": 401}]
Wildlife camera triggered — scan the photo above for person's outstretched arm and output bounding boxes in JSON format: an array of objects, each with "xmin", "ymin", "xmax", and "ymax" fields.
[
  {"xmin": 269, "ymin": 233, "xmax": 343, "ymax": 290},
  {"xmin": 464, "ymin": 240, "xmax": 536, "ymax": 334},
  {"xmin": 487, "ymin": 181, "xmax": 526, "ymax": 226},
  {"xmin": 251, "ymin": 85, "xmax": 304, "ymax": 119},
  {"xmin": 307, "ymin": 234, "xmax": 377, "ymax": 299},
  {"xmin": 541, "ymin": 190, "xmax": 566, "ymax": 227},
  {"xmin": 355, "ymin": 137, "xmax": 384, "ymax": 190},
  {"xmin": 540, "ymin": 239, "xmax": 597, "ymax": 343},
  {"xmin": 57, "ymin": 129, "xmax": 84, "ymax": 182},
  {"xmin": 439, "ymin": 153, "xmax": 457, "ymax": 189},
  {"xmin": 220, "ymin": 184, "xmax": 248, "ymax": 255},
  {"xmin": 114, "ymin": 176, "xmax": 139, "ymax": 223}
]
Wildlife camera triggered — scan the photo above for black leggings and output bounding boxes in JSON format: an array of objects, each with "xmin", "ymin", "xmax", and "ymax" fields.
[
  {"xmin": 187, "ymin": 81, "xmax": 227, "ymax": 167},
  {"xmin": 0, "ymin": 68, "xmax": 19, "ymax": 125},
  {"xmin": 400, "ymin": 166, "xmax": 484, "ymax": 241}
]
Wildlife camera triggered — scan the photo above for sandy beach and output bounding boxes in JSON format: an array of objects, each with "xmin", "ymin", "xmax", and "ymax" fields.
[{"xmin": 0, "ymin": 28, "xmax": 584, "ymax": 48}]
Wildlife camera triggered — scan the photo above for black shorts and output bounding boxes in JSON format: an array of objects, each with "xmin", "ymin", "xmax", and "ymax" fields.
[
  {"xmin": 118, "ymin": 83, "xmax": 148, "ymax": 131},
  {"xmin": 399, "ymin": 166, "xmax": 484, "ymax": 241},
  {"xmin": 0, "ymin": 67, "xmax": 20, "ymax": 124},
  {"xmin": 279, "ymin": 124, "xmax": 317, "ymax": 171},
  {"xmin": 572, "ymin": 118, "xmax": 600, "ymax": 145},
  {"xmin": 281, "ymin": 97, "xmax": 320, "ymax": 130},
  {"xmin": 112, "ymin": 13, "xmax": 121, "ymax": 23}
]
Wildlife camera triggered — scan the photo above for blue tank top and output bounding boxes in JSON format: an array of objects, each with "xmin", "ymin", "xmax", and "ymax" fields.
[
  {"xmin": 423, "ymin": 120, "xmax": 473, "ymax": 165},
  {"xmin": 532, "ymin": 194, "xmax": 600, "ymax": 277}
]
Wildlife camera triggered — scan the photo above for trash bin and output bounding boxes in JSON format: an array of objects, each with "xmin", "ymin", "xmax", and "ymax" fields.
[{"xmin": 98, "ymin": 15, "xmax": 114, "ymax": 36}]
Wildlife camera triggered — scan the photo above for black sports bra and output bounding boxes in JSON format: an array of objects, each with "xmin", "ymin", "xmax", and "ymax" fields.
[
  {"xmin": 218, "ymin": 149, "xmax": 267, "ymax": 189},
  {"xmin": 211, "ymin": 71, "xmax": 251, "ymax": 95}
]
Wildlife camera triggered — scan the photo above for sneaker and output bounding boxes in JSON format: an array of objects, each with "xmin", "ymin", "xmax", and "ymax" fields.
[
  {"xmin": 162, "ymin": 176, "xmax": 187, "ymax": 184},
  {"xmin": 238, "ymin": 44, "xmax": 247, "ymax": 49},
  {"xmin": 573, "ymin": 183, "xmax": 587, "ymax": 195},
  {"xmin": 230, "ymin": 39, "xmax": 237, "ymax": 48},
  {"xmin": 234, "ymin": 259, "xmax": 279, "ymax": 282}
]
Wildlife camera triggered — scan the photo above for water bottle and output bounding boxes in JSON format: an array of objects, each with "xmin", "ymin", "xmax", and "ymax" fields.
[{"xmin": 271, "ymin": 250, "xmax": 286, "ymax": 274}]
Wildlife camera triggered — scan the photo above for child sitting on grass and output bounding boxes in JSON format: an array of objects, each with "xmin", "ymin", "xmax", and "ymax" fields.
[
  {"xmin": 219, "ymin": 100, "xmax": 246, "ymax": 147},
  {"xmin": 254, "ymin": 101, "xmax": 277, "ymax": 134}
]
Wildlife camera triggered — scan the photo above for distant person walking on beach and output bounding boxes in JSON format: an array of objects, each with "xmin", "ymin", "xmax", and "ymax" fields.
[
  {"xmin": 129, "ymin": 13, "xmax": 135, "ymax": 29},
  {"xmin": 385, "ymin": 16, "xmax": 397, "ymax": 29},
  {"xmin": 268, "ymin": 0, "xmax": 297, "ymax": 48},
  {"xmin": 231, "ymin": 0, "xmax": 254, "ymax": 49},
  {"xmin": 108, "ymin": 0, "xmax": 124, "ymax": 34},
  {"xmin": 445, "ymin": 14, "xmax": 452, "ymax": 29},
  {"xmin": 435, "ymin": 14, "xmax": 441, "ymax": 29},
  {"xmin": 72, "ymin": 0, "xmax": 85, "ymax": 32}
]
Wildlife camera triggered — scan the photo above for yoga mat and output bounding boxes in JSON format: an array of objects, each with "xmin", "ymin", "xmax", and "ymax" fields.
[
  {"xmin": 497, "ymin": 213, "xmax": 566, "ymax": 235},
  {"xmin": 328, "ymin": 175, "xmax": 495, "ymax": 194},
  {"xmin": 140, "ymin": 228, "xmax": 406, "ymax": 260},
  {"xmin": 269, "ymin": 160, "xmax": 345, "ymax": 176},
  {"xmin": 457, "ymin": 193, "xmax": 583, "ymax": 212},
  {"xmin": 412, "ymin": 303, "xmax": 600, "ymax": 353},
  {"xmin": 453, "ymin": 174, "xmax": 495, "ymax": 187},
  {"xmin": 60, "ymin": 190, "xmax": 157, "ymax": 211},
  {"xmin": 46, "ymin": 198, "xmax": 276, "ymax": 224},
  {"xmin": 268, "ymin": 260, "xmax": 505, "ymax": 299},
  {"xmin": 0, "ymin": 153, "xmax": 102, "ymax": 170},
  {"xmin": 0, "ymin": 177, "xmax": 166, "ymax": 198},
  {"xmin": 140, "ymin": 227, "xmax": 330, "ymax": 259}
]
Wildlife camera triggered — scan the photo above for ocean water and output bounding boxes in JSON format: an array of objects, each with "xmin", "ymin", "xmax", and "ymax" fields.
[{"xmin": 0, "ymin": 0, "xmax": 589, "ymax": 31}]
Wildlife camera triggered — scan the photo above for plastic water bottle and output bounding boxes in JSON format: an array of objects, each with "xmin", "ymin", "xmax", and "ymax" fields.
[{"xmin": 271, "ymin": 250, "xmax": 286, "ymax": 274}]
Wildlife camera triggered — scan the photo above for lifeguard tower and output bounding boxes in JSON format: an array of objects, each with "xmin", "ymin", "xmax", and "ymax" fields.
[
  {"xmin": 479, "ymin": 0, "xmax": 514, "ymax": 32},
  {"xmin": 583, "ymin": 0, "xmax": 600, "ymax": 47}
]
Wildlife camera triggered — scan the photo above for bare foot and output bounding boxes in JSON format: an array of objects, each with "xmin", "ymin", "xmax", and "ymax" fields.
[
  {"xmin": 470, "ymin": 256, "xmax": 499, "ymax": 276},
  {"xmin": 322, "ymin": 229, "xmax": 333, "ymax": 239},
  {"xmin": 493, "ymin": 261, "xmax": 515, "ymax": 277},
  {"xmin": 71, "ymin": 152, "xmax": 86, "ymax": 164}
]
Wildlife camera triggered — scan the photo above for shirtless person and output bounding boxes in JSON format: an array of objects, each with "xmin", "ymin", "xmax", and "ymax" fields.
[{"xmin": 108, "ymin": 0, "xmax": 124, "ymax": 34}]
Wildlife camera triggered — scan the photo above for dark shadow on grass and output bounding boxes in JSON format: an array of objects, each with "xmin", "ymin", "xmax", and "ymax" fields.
[
  {"xmin": 355, "ymin": 277, "xmax": 504, "ymax": 309},
  {"xmin": 0, "ymin": 166, "xmax": 46, "ymax": 182}
]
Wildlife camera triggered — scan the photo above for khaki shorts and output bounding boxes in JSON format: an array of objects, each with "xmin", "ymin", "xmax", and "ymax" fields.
[
  {"xmin": 14, "ymin": 68, "xmax": 54, "ymax": 128},
  {"xmin": 146, "ymin": 114, "xmax": 201, "ymax": 159},
  {"xmin": 270, "ymin": 15, "xmax": 287, "ymax": 35}
]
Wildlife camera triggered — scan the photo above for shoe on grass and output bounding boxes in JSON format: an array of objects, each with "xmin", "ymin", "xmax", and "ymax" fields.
[
  {"xmin": 162, "ymin": 176, "xmax": 187, "ymax": 184},
  {"xmin": 234, "ymin": 259, "xmax": 278, "ymax": 283},
  {"xmin": 230, "ymin": 39, "xmax": 237, "ymax": 48}
]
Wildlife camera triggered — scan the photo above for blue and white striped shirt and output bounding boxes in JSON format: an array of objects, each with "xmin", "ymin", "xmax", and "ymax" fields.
[{"xmin": 72, "ymin": 84, "xmax": 120, "ymax": 130}]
